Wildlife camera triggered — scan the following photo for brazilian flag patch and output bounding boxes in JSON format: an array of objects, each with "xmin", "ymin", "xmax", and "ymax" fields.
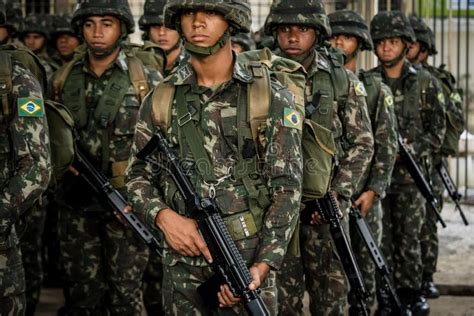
[
  {"xmin": 384, "ymin": 95, "xmax": 394, "ymax": 107},
  {"xmin": 283, "ymin": 107, "xmax": 302, "ymax": 130},
  {"xmin": 18, "ymin": 98, "xmax": 44, "ymax": 117},
  {"xmin": 354, "ymin": 82, "xmax": 367, "ymax": 96}
]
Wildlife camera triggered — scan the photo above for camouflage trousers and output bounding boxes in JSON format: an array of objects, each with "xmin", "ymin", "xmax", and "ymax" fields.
[
  {"xmin": 162, "ymin": 262, "xmax": 277, "ymax": 315},
  {"xmin": 0, "ymin": 294, "xmax": 26, "ymax": 316},
  {"xmin": 349, "ymin": 199, "xmax": 383, "ymax": 306},
  {"xmin": 58, "ymin": 205, "xmax": 149, "ymax": 316},
  {"xmin": 381, "ymin": 187, "xmax": 426, "ymax": 290},
  {"xmin": 420, "ymin": 170, "xmax": 444, "ymax": 278},
  {"xmin": 0, "ymin": 233, "xmax": 26, "ymax": 316},
  {"xmin": 18, "ymin": 201, "xmax": 46, "ymax": 316},
  {"xmin": 143, "ymin": 252, "xmax": 164, "ymax": 315},
  {"xmin": 277, "ymin": 212, "xmax": 349, "ymax": 316}
]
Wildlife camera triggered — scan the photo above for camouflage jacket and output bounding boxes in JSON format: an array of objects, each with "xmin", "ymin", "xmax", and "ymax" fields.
[
  {"xmin": 369, "ymin": 61, "xmax": 446, "ymax": 188},
  {"xmin": 355, "ymin": 71, "xmax": 398, "ymax": 198},
  {"xmin": 126, "ymin": 58, "xmax": 303, "ymax": 270},
  {"xmin": 305, "ymin": 50, "xmax": 374, "ymax": 199},
  {"xmin": 52, "ymin": 49, "xmax": 162, "ymax": 177},
  {"xmin": 0, "ymin": 60, "xmax": 51, "ymax": 297}
]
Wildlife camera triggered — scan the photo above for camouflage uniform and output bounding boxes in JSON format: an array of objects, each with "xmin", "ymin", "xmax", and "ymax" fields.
[
  {"xmin": 51, "ymin": 1, "xmax": 162, "ymax": 314},
  {"xmin": 127, "ymin": 0, "xmax": 303, "ymax": 314},
  {"xmin": 369, "ymin": 11, "xmax": 446, "ymax": 311},
  {"xmin": 0, "ymin": 33, "xmax": 51, "ymax": 316},
  {"xmin": 265, "ymin": 2, "xmax": 375, "ymax": 315},
  {"xmin": 420, "ymin": 27, "xmax": 464, "ymax": 297},
  {"xmin": 20, "ymin": 15, "xmax": 56, "ymax": 78},
  {"xmin": 328, "ymin": 10, "xmax": 398, "ymax": 311}
]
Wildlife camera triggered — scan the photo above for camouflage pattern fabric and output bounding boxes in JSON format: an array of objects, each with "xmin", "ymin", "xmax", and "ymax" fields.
[
  {"xmin": 231, "ymin": 32, "xmax": 255, "ymax": 52},
  {"xmin": 328, "ymin": 10, "xmax": 373, "ymax": 50},
  {"xmin": 370, "ymin": 11, "xmax": 416, "ymax": 44},
  {"xmin": 0, "ymin": 58, "xmax": 51, "ymax": 316},
  {"xmin": 143, "ymin": 251, "xmax": 164, "ymax": 315},
  {"xmin": 126, "ymin": 57, "xmax": 303, "ymax": 313},
  {"xmin": 52, "ymin": 49, "xmax": 161, "ymax": 315},
  {"xmin": 371, "ymin": 61, "xmax": 446, "ymax": 291},
  {"xmin": 139, "ymin": 0, "xmax": 166, "ymax": 30},
  {"xmin": 264, "ymin": 0, "xmax": 331, "ymax": 38},
  {"xmin": 408, "ymin": 15, "xmax": 431, "ymax": 48},
  {"xmin": 17, "ymin": 202, "xmax": 46, "ymax": 316}
]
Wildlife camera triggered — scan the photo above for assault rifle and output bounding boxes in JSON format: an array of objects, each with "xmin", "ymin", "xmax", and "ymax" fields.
[
  {"xmin": 302, "ymin": 192, "xmax": 369, "ymax": 316},
  {"xmin": 74, "ymin": 148, "xmax": 161, "ymax": 255},
  {"xmin": 436, "ymin": 162, "xmax": 469, "ymax": 225},
  {"xmin": 136, "ymin": 130, "xmax": 270, "ymax": 316},
  {"xmin": 349, "ymin": 205, "xmax": 402, "ymax": 313},
  {"xmin": 397, "ymin": 136, "xmax": 447, "ymax": 228}
]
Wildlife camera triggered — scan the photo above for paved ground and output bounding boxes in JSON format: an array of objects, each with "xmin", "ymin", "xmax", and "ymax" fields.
[{"xmin": 36, "ymin": 203, "xmax": 474, "ymax": 315}]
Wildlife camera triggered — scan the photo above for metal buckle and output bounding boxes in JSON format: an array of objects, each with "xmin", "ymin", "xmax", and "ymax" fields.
[{"xmin": 178, "ymin": 112, "xmax": 192, "ymax": 126}]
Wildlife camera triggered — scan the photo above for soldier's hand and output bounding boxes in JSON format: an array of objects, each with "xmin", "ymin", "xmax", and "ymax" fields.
[
  {"xmin": 113, "ymin": 206, "xmax": 131, "ymax": 225},
  {"xmin": 310, "ymin": 211, "xmax": 324, "ymax": 225},
  {"xmin": 155, "ymin": 208, "xmax": 212, "ymax": 262},
  {"xmin": 354, "ymin": 190, "xmax": 376, "ymax": 217},
  {"xmin": 217, "ymin": 284, "xmax": 241, "ymax": 308},
  {"xmin": 249, "ymin": 262, "xmax": 270, "ymax": 290},
  {"xmin": 68, "ymin": 165, "xmax": 80, "ymax": 176}
]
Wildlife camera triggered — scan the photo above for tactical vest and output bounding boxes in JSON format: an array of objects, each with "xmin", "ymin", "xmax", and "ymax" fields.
[
  {"xmin": 307, "ymin": 51, "xmax": 349, "ymax": 134},
  {"xmin": 359, "ymin": 70, "xmax": 383, "ymax": 125},
  {"xmin": 52, "ymin": 48, "xmax": 151, "ymax": 180}
]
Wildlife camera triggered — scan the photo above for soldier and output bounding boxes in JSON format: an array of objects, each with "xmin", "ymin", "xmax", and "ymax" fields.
[
  {"xmin": 328, "ymin": 10, "xmax": 398, "ymax": 315},
  {"xmin": 417, "ymin": 25, "xmax": 465, "ymax": 300},
  {"xmin": 50, "ymin": 15, "xmax": 81, "ymax": 66},
  {"xmin": 231, "ymin": 32, "xmax": 255, "ymax": 53},
  {"xmin": 0, "ymin": 4, "xmax": 51, "ymax": 316},
  {"xmin": 126, "ymin": 0, "xmax": 303, "ymax": 314},
  {"xmin": 264, "ymin": 1, "xmax": 374, "ymax": 314},
  {"xmin": 0, "ymin": 2, "xmax": 22, "ymax": 45},
  {"xmin": 50, "ymin": 0, "xmax": 162, "ymax": 314},
  {"xmin": 369, "ymin": 11, "xmax": 446, "ymax": 314},
  {"xmin": 139, "ymin": 0, "xmax": 185, "ymax": 75}
]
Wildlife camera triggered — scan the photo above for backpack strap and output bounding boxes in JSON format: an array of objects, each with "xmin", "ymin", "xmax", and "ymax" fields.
[
  {"xmin": 126, "ymin": 54, "xmax": 149, "ymax": 103},
  {"xmin": 0, "ymin": 52, "xmax": 13, "ymax": 123},
  {"xmin": 247, "ymin": 61, "xmax": 271, "ymax": 141},
  {"xmin": 151, "ymin": 81, "xmax": 175, "ymax": 132},
  {"xmin": 52, "ymin": 57, "xmax": 80, "ymax": 102},
  {"xmin": 359, "ymin": 71, "xmax": 382, "ymax": 123}
]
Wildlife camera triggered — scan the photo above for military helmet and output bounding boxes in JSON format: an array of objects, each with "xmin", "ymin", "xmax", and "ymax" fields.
[
  {"xmin": 71, "ymin": 0, "xmax": 135, "ymax": 35},
  {"xmin": 164, "ymin": 0, "xmax": 252, "ymax": 34},
  {"xmin": 139, "ymin": 0, "xmax": 166, "ymax": 30},
  {"xmin": 231, "ymin": 32, "xmax": 255, "ymax": 51},
  {"xmin": 428, "ymin": 27, "xmax": 437, "ymax": 55},
  {"xmin": 370, "ymin": 11, "xmax": 416, "ymax": 44},
  {"xmin": 21, "ymin": 15, "xmax": 50, "ymax": 39},
  {"xmin": 50, "ymin": 15, "xmax": 79, "ymax": 41},
  {"xmin": 0, "ymin": 2, "xmax": 5, "ymax": 26},
  {"xmin": 328, "ymin": 10, "xmax": 373, "ymax": 51},
  {"xmin": 408, "ymin": 15, "xmax": 430, "ymax": 48},
  {"xmin": 264, "ymin": 0, "xmax": 331, "ymax": 38}
]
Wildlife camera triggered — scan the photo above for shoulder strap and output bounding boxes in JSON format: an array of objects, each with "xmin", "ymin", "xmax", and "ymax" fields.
[
  {"xmin": 0, "ymin": 51, "xmax": 13, "ymax": 122},
  {"xmin": 247, "ymin": 61, "xmax": 271, "ymax": 141},
  {"xmin": 152, "ymin": 81, "xmax": 176, "ymax": 132},
  {"xmin": 126, "ymin": 54, "xmax": 149, "ymax": 103},
  {"xmin": 359, "ymin": 71, "xmax": 381, "ymax": 120},
  {"xmin": 53, "ymin": 58, "xmax": 79, "ymax": 101}
]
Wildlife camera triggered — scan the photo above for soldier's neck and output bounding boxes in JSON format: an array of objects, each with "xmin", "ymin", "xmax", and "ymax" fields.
[
  {"xmin": 88, "ymin": 47, "xmax": 120, "ymax": 78},
  {"xmin": 190, "ymin": 42, "xmax": 234, "ymax": 87},
  {"xmin": 383, "ymin": 59, "xmax": 404, "ymax": 79},
  {"xmin": 166, "ymin": 46, "xmax": 181, "ymax": 71},
  {"xmin": 344, "ymin": 57, "xmax": 357, "ymax": 73}
]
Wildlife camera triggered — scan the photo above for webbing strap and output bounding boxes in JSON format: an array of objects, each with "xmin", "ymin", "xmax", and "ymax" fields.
[
  {"xmin": 175, "ymin": 85, "xmax": 216, "ymax": 182},
  {"xmin": 152, "ymin": 82, "xmax": 175, "ymax": 132},
  {"xmin": 0, "ymin": 52, "xmax": 12, "ymax": 122},
  {"xmin": 127, "ymin": 54, "xmax": 149, "ymax": 102}
]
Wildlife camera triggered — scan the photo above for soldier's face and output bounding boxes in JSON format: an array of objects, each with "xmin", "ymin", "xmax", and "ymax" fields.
[
  {"xmin": 56, "ymin": 34, "xmax": 80, "ymax": 58},
  {"xmin": 82, "ymin": 15, "xmax": 121, "ymax": 51},
  {"xmin": 330, "ymin": 34, "xmax": 358, "ymax": 57},
  {"xmin": 276, "ymin": 25, "xmax": 317, "ymax": 57},
  {"xmin": 24, "ymin": 32, "xmax": 46, "ymax": 53},
  {"xmin": 406, "ymin": 41, "xmax": 421, "ymax": 61},
  {"xmin": 418, "ymin": 49, "xmax": 429, "ymax": 63},
  {"xmin": 0, "ymin": 27, "xmax": 8, "ymax": 43},
  {"xmin": 180, "ymin": 9, "xmax": 229, "ymax": 48},
  {"xmin": 375, "ymin": 37, "xmax": 405, "ymax": 63},
  {"xmin": 231, "ymin": 41, "xmax": 244, "ymax": 53},
  {"xmin": 149, "ymin": 25, "xmax": 180, "ymax": 52}
]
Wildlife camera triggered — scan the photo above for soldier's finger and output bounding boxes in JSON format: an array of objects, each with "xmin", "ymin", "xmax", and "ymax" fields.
[
  {"xmin": 249, "ymin": 269, "xmax": 261, "ymax": 290},
  {"xmin": 68, "ymin": 165, "xmax": 80, "ymax": 176},
  {"xmin": 124, "ymin": 205, "xmax": 132, "ymax": 213},
  {"xmin": 220, "ymin": 285, "xmax": 240, "ymax": 305},
  {"xmin": 195, "ymin": 237, "xmax": 213, "ymax": 263}
]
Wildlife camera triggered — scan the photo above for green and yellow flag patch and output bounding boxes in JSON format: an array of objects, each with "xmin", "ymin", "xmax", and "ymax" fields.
[
  {"xmin": 384, "ymin": 95, "xmax": 394, "ymax": 107},
  {"xmin": 18, "ymin": 98, "xmax": 44, "ymax": 117},
  {"xmin": 283, "ymin": 107, "xmax": 302, "ymax": 130}
]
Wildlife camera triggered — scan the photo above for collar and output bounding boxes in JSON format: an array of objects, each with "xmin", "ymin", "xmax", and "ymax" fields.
[{"xmin": 82, "ymin": 48, "xmax": 128, "ymax": 76}]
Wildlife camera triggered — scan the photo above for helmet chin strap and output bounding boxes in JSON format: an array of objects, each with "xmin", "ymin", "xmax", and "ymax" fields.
[
  {"xmin": 184, "ymin": 31, "xmax": 230, "ymax": 56},
  {"xmin": 88, "ymin": 41, "xmax": 121, "ymax": 60},
  {"xmin": 380, "ymin": 45, "xmax": 409, "ymax": 68}
]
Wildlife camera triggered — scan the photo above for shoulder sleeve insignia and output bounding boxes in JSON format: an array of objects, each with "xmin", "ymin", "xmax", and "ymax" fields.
[
  {"xmin": 354, "ymin": 81, "xmax": 367, "ymax": 97},
  {"xmin": 18, "ymin": 98, "xmax": 44, "ymax": 117},
  {"xmin": 384, "ymin": 95, "xmax": 394, "ymax": 107},
  {"xmin": 437, "ymin": 92, "xmax": 445, "ymax": 104},
  {"xmin": 283, "ymin": 107, "xmax": 302, "ymax": 130}
]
